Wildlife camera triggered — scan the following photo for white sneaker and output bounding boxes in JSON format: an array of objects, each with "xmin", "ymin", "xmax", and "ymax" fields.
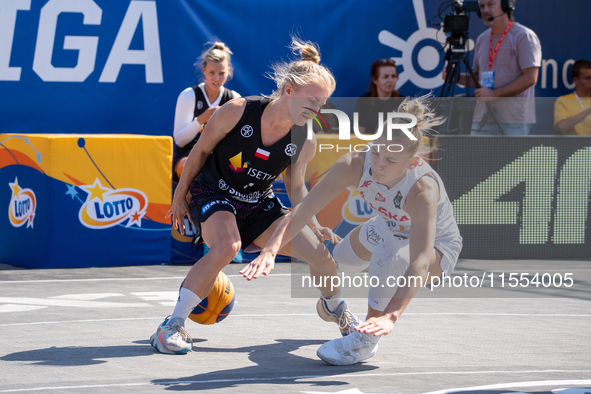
[
  {"xmin": 316, "ymin": 298, "xmax": 360, "ymax": 336},
  {"xmin": 317, "ymin": 331, "xmax": 379, "ymax": 365},
  {"xmin": 150, "ymin": 317, "xmax": 193, "ymax": 355}
]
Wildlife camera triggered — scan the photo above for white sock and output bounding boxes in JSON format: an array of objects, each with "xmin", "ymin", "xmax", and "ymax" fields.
[
  {"xmin": 169, "ymin": 287, "xmax": 202, "ymax": 327},
  {"xmin": 322, "ymin": 290, "xmax": 342, "ymax": 312}
]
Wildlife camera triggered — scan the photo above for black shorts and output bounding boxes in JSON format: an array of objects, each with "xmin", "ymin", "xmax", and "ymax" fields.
[{"xmin": 189, "ymin": 183, "xmax": 289, "ymax": 250}]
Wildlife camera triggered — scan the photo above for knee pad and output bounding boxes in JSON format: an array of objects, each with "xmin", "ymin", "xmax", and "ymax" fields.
[{"xmin": 332, "ymin": 232, "xmax": 370, "ymax": 274}]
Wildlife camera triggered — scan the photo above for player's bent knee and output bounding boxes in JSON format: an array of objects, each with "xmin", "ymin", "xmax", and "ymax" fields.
[
  {"xmin": 209, "ymin": 240, "xmax": 241, "ymax": 262},
  {"xmin": 333, "ymin": 232, "xmax": 370, "ymax": 274}
]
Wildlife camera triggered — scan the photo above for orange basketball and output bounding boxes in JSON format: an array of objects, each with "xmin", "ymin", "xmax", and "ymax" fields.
[{"xmin": 188, "ymin": 271, "xmax": 235, "ymax": 325}]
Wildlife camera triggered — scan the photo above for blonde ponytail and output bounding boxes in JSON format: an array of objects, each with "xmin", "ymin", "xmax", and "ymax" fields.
[{"xmin": 268, "ymin": 36, "xmax": 335, "ymax": 98}]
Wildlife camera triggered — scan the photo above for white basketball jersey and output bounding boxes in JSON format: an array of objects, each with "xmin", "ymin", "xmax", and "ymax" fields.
[{"xmin": 357, "ymin": 146, "xmax": 461, "ymax": 244}]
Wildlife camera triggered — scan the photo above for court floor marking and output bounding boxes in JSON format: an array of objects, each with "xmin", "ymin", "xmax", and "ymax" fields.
[
  {"xmin": 0, "ymin": 311, "xmax": 590, "ymax": 328},
  {"xmin": 0, "ymin": 373, "xmax": 589, "ymax": 393},
  {"xmin": 420, "ymin": 379, "xmax": 591, "ymax": 394},
  {"xmin": 0, "ymin": 274, "xmax": 292, "ymax": 284}
]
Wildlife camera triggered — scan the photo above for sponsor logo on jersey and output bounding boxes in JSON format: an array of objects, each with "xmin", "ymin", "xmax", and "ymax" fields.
[
  {"xmin": 197, "ymin": 101, "xmax": 203, "ymax": 110},
  {"xmin": 254, "ymin": 148, "xmax": 270, "ymax": 160},
  {"xmin": 375, "ymin": 192, "xmax": 385, "ymax": 202},
  {"xmin": 386, "ymin": 220, "xmax": 405, "ymax": 232},
  {"xmin": 226, "ymin": 187, "xmax": 263, "ymax": 203},
  {"xmin": 229, "ymin": 152, "xmax": 249, "ymax": 173},
  {"xmin": 393, "ymin": 191, "xmax": 403, "ymax": 209},
  {"xmin": 360, "ymin": 180, "xmax": 373, "ymax": 189},
  {"xmin": 8, "ymin": 177, "xmax": 36, "ymax": 228},
  {"xmin": 246, "ymin": 167, "xmax": 276, "ymax": 181},
  {"xmin": 202, "ymin": 199, "xmax": 234, "ymax": 215},
  {"xmin": 263, "ymin": 201, "xmax": 274, "ymax": 211},
  {"xmin": 368, "ymin": 200, "xmax": 409, "ymax": 222},
  {"xmin": 78, "ymin": 179, "xmax": 148, "ymax": 229},
  {"xmin": 366, "ymin": 224, "xmax": 383, "ymax": 246},
  {"xmin": 219, "ymin": 179, "xmax": 229, "ymax": 191},
  {"xmin": 241, "ymin": 125, "xmax": 253, "ymax": 138},
  {"xmin": 285, "ymin": 143, "xmax": 297, "ymax": 157}
]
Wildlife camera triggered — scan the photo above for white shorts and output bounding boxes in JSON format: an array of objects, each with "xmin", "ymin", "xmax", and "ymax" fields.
[{"xmin": 358, "ymin": 216, "xmax": 461, "ymax": 311}]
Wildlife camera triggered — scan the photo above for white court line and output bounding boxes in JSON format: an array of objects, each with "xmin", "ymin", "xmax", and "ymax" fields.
[
  {"xmin": 0, "ymin": 373, "xmax": 589, "ymax": 393},
  {"xmin": 421, "ymin": 379, "xmax": 591, "ymax": 394},
  {"xmin": 0, "ymin": 312, "xmax": 590, "ymax": 328},
  {"xmin": 0, "ymin": 274, "xmax": 292, "ymax": 284}
]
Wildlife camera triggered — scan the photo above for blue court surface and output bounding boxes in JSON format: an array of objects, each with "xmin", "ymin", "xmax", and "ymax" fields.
[{"xmin": 0, "ymin": 259, "xmax": 589, "ymax": 393}]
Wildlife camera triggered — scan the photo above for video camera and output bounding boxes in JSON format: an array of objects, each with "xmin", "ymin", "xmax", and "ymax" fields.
[{"xmin": 443, "ymin": 0, "xmax": 480, "ymax": 33}]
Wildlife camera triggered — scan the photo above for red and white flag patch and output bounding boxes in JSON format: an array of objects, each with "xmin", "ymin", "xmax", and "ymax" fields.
[{"xmin": 254, "ymin": 148, "xmax": 270, "ymax": 160}]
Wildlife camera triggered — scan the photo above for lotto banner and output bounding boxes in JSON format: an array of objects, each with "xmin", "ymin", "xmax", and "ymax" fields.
[{"xmin": 0, "ymin": 133, "xmax": 172, "ymax": 268}]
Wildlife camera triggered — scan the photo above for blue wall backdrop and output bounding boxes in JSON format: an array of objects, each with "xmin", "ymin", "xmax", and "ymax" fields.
[{"xmin": 1, "ymin": 0, "xmax": 589, "ymax": 137}]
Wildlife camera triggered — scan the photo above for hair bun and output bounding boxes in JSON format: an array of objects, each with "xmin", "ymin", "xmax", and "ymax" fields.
[
  {"xmin": 290, "ymin": 38, "xmax": 321, "ymax": 64},
  {"xmin": 211, "ymin": 42, "xmax": 231, "ymax": 53},
  {"xmin": 300, "ymin": 46, "xmax": 320, "ymax": 64}
]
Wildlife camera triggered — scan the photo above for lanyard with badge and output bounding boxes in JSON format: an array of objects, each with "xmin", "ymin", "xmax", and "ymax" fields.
[
  {"xmin": 480, "ymin": 21, "xmax": 513, "ymax": 89},
  {"xmin": 574, "ymin": 91, "xmax": 591, "ymax": 126}
]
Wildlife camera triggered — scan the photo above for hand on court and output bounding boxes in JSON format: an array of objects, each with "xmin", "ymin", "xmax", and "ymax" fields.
[
  {"xmin": 311, "ymin": 226, "xmax": 341, "ymax": 244},
  {"xmin": 166, "ymin": 188, "xmax": 193, "ymax": 235},
  {"xmin": 239, "ymin": 251, "xmax": 275, "ymax": 280},
  {"xmin": 355, "ymin": 315, "xmax": 397, "ymax": 337}
]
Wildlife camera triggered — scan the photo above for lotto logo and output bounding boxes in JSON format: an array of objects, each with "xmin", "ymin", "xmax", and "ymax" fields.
[{"xmin": 8, "ymin": 177, "xmax": 36, "ymax": 228}]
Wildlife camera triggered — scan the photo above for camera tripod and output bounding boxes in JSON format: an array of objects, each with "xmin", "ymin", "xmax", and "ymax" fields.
[{"xmin": 438, "ymin": 36, "xmax": 506, "ymax": 135}]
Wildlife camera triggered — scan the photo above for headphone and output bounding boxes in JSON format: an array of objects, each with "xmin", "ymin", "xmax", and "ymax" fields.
[{"xmin": 476, "ymin": 0, "xmax": 516, "ymax": 19}]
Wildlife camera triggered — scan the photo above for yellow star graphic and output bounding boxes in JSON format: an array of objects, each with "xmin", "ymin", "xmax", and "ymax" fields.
[
  {"xmin": 9, "ymin": 178, "xmax": 21, "ymax": 198},
  {"xmin": 346, "ymin": 186, "xmax": 362, "ymax": 198},
  {"xmin": 80, "ymin": 179, "xmax": 110, "ymax": 202}
]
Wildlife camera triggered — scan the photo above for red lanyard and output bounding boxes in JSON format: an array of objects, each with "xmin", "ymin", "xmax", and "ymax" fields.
[{"xmin": 488, "ymin": 21, "xmax": 513, "ymax": 68}]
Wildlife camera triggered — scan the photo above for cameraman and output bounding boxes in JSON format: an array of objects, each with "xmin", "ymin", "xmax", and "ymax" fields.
[{"xmin": 443, "ymin": 0, "xmax": 542, "ymax": 135}]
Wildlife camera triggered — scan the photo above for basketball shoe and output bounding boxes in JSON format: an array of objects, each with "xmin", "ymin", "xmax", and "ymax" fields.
[
  {"xmin": 316, "ymin": 298, "xmax": 359, "ymax": 336},
  {"xmin": 150, "ymin": 317, "xmax": 193, "ymax": 355},
  {"xmin": 317, "ymin": 330, "xmax": 380, "ymax": 366}
]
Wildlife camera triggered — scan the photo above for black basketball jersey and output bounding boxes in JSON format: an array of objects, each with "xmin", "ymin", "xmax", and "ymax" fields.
[
  {"xmin": 174, "ymin": 85, "xmax": 236, "ymax": 161},
  {"xmin": 196, "ymin": 96, "xmax": 308, "ymax": 203}
]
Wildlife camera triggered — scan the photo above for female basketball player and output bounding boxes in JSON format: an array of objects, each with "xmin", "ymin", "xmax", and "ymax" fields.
[
  {"xmin": 172, "ymin": 41, "xmax": 241, "ymax": 181},
  {"xmin": 151, "ymin": 37, "xmax": 357, "ymax": 355},
  {"xmin": 244, "ymin": 96, "xmax": 463, "ymax": 365}
]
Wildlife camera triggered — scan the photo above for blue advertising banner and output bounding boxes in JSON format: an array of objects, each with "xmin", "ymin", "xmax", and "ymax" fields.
[{"xmin": 1, "ymin": 0, "xmax": 589, "ymax": 138}]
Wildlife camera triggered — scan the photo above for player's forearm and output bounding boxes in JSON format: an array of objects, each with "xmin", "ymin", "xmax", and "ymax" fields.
[
  {"xmin": 261, "ymin": 214, "xmax": 292, "ymax": 257},
  {"xmin": 287, "ymin": 184, "xmax": 320, "ymax": 229},
  {"xmin": 381, "ymin": 258, "xmax": 431, "ymax": 319},
  {"xmin": 176, "ymin": 148, "xmax": 208, "ymax": 193}
]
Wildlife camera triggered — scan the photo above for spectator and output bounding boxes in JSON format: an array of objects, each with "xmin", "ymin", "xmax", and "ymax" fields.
[
  {"xmin": 354, "ymin": 58, "xmax": 405, "ymax": 134},
  {"xmin": 443, "ymin": 0, "xmax": 542, "ymax": 135},
  {"xmin": 172, "ymin": 41, "xmax": 241, "ymax": 182},
  {"xmin": 554, "ymin": 60, "xmax": 591, "ymax": 135}
]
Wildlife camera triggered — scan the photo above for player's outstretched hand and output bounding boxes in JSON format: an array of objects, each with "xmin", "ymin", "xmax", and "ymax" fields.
[
  {"xmin": 312, "ymin": 226, "xmax": 342, "ymax": 244},
  {"xmin": 166, "ymin": 189, "xmax": 192, "ymax": 235},
  {"xmin": 355, "ymin": 315, "xmax": 396, "ymax": 337},
  {"xmin": 239, "ymin": 251, "xmax": 275, "ymax": 281}
]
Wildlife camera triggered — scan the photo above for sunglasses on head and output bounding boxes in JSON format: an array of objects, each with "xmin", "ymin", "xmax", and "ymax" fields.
[
  {"xmin": 374, "ymin": 58, "xmax": 398, "ymax": 77},
  {"xmin": 378, "ymin": 58, "xmax": 396, "ymax": 65}
]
